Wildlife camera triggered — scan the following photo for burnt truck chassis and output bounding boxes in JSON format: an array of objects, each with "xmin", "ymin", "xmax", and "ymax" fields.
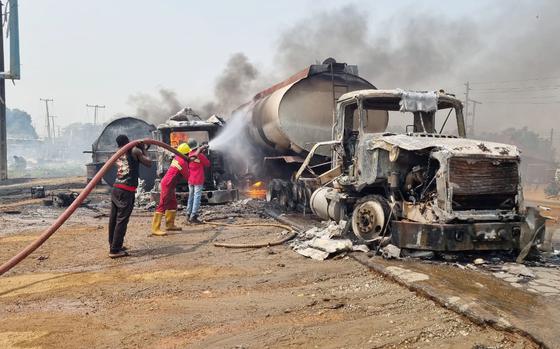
[
  {"xmin": 292, "ymin": 89, "xmax": 546, "ymax": 253},
  {"xmin": 152, "ymin": 113, "xmax": 238, "ymax": 205}
]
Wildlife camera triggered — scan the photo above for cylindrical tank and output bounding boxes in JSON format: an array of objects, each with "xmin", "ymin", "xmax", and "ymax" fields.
[
  {"xmin": 310, "ymin": 187, "xmax": 342, "ymax": 222},
  {"xmin": 89, "ymin": 117, "xmax": 157, "ymax": 189},
  {"xmin": 85, "ymin": 162, "xmax": 103, "ymax": 183},
  {"xmin": 238, "ymin": 60, "xmax": 388, "ymax": 157}
]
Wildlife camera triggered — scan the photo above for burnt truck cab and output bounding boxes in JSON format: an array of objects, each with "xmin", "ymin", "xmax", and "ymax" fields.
[
  {"xmin": 152, "ymin": 109, "xmax": 238, "ymax": 204},
  {"xmin": 305, "ymin": 89, "xmax": 546, "ymax": 252}
]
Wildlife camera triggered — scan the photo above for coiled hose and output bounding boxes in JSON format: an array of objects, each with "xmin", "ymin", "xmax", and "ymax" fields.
[
  {"xmin": 207, "ymin": 221, "xmax": 297, "ymax": 248},
  {"xmin": 0, "ymin": 139, "xmax": 188, "ymax": 276}
]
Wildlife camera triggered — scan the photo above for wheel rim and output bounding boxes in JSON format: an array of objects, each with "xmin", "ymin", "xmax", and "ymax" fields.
[
  {"xmin": 266, "ymin": 183, "xmax": 274, "ymax": 202},
  {"xmin": 352, "ymin": 201, "xmax": 386, "ymax": 242}
]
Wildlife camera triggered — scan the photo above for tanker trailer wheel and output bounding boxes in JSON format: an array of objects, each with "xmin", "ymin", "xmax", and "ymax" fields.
[
  {"xmin": 266, "ymin": 179, "xmax": 281, "ymax": 202},
  {"xmin": 277, "ymin": 185, "xmax": 296, "ymax": 211},
  {"xmin": 351, "ymin": 195, "xmax": 390, "ymax": 243}
]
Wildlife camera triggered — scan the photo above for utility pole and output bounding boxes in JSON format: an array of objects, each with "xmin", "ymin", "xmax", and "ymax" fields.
[
  {"xmin": 0, "ymin": 0, "xmax": 21, "ymax": 181},
  {"xmin": 0, "ymin": 1, "xmax": 7, "ymax": 180},
  {"xmin": 470, "ymin": 99, "xmax": 482, "ymax": 137},
  {"xmin": 40, "ymin": 98, "xmax": 54, "ymax": 142},
  {"xmin": 464, "ymin": 81, "xmax": 471, "ymax": 136},
  {"xmin": 86, "ymin": 104, "xmax": 105, "ymax": 125},
  {"xmin": 50, "ymin": 115, "xmax": 57, "ymax": 140}
]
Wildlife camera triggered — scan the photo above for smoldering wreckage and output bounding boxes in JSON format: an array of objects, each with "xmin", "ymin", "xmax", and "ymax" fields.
[
  {"xmin": 78, "ymin": 59, "xmax": 554, "ymax": 264},
  {"xmin": 3, "ymin": 58, "xmax": 560, "ymax": 348}
]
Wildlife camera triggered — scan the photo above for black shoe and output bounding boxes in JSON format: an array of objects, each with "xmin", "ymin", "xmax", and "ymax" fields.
[
  {"xmin": 121, "ymin": 246, "xmax": 128, "ymax": 251},
  {"xmin": 109, "ymin": 250, "xmax": 129, "ymax": 258},
  {"xmin": 190, "ymin": 215, "xmax": 202, "ymax": 224}
]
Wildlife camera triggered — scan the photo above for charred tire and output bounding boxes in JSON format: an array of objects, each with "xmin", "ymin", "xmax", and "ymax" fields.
[
  {"xmin": 266, "ymin": 182, "xmax": 275, "ymax": 202},
  {"xmin": 267, "ymin": 179, "xmax": 295, "ymax": 211},
  {"xmin": 266, "ymin": 179, "xmax": 282, "ymax": 202},
  {"xmin": 351, "ymin": 195, "xmax": 391, "ymax": 243}
]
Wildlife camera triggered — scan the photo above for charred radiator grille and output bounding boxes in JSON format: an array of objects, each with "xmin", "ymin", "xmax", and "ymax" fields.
[{"xmin": 449, "ymin": 158, "xmax": 518, "ymax": 210}]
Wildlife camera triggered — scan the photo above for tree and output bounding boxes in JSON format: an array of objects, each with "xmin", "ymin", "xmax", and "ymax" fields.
[{"xmin": 6, "ymin": 108, "xmax": 38, "ymax": 139}]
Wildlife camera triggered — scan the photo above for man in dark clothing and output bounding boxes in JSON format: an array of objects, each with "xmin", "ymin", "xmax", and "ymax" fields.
[{"xmin": 108, "ymin": 135, "xmax": 152, "ymax": 258}]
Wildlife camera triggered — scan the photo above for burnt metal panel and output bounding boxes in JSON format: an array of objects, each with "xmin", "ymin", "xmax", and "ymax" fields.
[
  {"xmin": 90, "ymin": 117, "xmax": 157, "ymax": 189},
  {"xmin": 449, "ymin": 158, "xmax": 518, "ymax": 195},
  {"xmin": 449, "ymin": 158, "xmax": 519, "ymax": 211},
  {"xmin": 238, "ymin": 64, "xmax": 380, "ymax": 158},
  {"xmin": 391, "ymin": 220, "xmax": 522, "ymax": 251},
  {"xmin": 92, "ymin": 117, "xmax": 156, "ymax": 158}
]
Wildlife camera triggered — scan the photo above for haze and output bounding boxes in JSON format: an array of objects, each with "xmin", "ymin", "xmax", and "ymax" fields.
[{"xmin": 7, "ymin": 0, "xmax": 559, "ymax": 144}]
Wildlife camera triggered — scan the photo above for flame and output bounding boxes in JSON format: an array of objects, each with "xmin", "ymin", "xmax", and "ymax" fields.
[{"xmin": 246, "ymin": 181, "xmax": 267, "ymax": 199}]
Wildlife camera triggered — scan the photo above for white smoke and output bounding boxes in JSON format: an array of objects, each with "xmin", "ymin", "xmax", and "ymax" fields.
[{"xmin": 208, "ymin": 105, "xmax": 259, "ymax": 176}]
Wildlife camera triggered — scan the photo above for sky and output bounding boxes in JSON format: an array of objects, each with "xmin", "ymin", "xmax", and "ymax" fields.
[{"xmin": 5, "ymin": 0, "xmax": 559, "ymax": 141}]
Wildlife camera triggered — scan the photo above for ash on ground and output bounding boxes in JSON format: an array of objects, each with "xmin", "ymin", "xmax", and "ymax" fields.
[{"xmin": 291, "ymin": 221, "xmax": 369, "ymax": 260}]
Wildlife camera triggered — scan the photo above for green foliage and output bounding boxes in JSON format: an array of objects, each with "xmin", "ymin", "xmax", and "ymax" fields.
[
  {"xmin": 7, "ymin": 108, "xmax": 38, "ymax": 139},
  {"xmin": 477, "ymin": 127, "xmax": 556, "ymax": 162},
  {"xmin": 545, "ymin": 181, "xmax": 560, "ymax": 197}
]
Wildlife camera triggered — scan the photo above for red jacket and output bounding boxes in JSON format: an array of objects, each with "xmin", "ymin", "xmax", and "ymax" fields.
[
  {"xmin": 188, "ymin": 151, "xmax": 210, "ymax": 185},
  {"xmin": 161, "ymin": 155, "xmax": 189, "ymax": 188}
]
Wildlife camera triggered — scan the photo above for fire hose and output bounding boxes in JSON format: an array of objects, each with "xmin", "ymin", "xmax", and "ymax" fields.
[
  {"xmin": 0, "ymin": 139, "xmax": 189, "ymax": 276},
  {"xmin": 208, "ymin": 221, "xmax": 297, "ymax": 248}
]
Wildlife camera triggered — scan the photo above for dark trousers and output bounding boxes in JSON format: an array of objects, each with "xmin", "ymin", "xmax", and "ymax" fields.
[{"xmin": 108, "ymin": 187, "xmax": 135, "ymax": 253}]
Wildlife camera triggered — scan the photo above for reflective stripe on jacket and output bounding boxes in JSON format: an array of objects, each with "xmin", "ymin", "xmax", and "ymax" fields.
[{"xmin": 161, "ymin": 155, "xmax": 189, "ymax": 188}]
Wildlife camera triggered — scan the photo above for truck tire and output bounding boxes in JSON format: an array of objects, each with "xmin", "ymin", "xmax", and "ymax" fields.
[
  {"xmin": 267, "ymin": 179, "xmax": 295, "ymax": 211},
  {"xmin": 351, "ymin": 195, "xmax": 391, "ymax": 243}
]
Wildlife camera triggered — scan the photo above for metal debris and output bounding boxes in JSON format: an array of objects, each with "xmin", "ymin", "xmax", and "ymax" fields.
[
  {"xmin": 381, "ymin": 244, "xmax": 401, "ymax": 259},
  {"xmin": 352, "ymin": 244, "xmax": 370, "ymax": 253},
  {"xmin": 135, "ymin": 179, "xmax": 154, "ymax": 208},
  {"xmin": 295, "ymin": 247, "xmax": 330, "ymax": 261},
  {"xmin": 291, "ymin": 221, "xmax": 357, "ymax": 260},
  {"xmin": 501, "ymin": 263, "xmax": 536, "ymax": 278},
  {"xmin": 308, "ymin": 236, "xmax": 352, "ymax": 254},
  {"xmin": 473, "ymin": 258, "xmax": 486, "ymax": 265},
  {"xmin": 30, "ymin": 186, "xmax": 45, "ymax": 199},
  {"xmin": 53, "ymin": 192, "xmax": 79, "ymax": 207}
]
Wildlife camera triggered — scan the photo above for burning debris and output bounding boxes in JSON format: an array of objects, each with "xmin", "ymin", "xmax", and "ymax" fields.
[{"xmin": 244, "ymin": 181, "xmax": 267, "ymax": 200}]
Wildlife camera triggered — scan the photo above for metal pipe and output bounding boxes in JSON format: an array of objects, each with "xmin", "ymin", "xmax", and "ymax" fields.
[
  {"xmin": 0, "ymin": 139, "xmax": 189, "ymax": 276},
  {"xmin": 0, "ymin": 1, "xmax": 6, "ymax": 181},
  {"xmin": 8, "ymin": 0, "xmax": 20, "ymax": 79}
]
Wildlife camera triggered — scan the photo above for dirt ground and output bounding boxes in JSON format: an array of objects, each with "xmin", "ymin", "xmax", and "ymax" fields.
[{"xmin": 0, "ymin": 179, "xmax": 540, "ymax": 348}]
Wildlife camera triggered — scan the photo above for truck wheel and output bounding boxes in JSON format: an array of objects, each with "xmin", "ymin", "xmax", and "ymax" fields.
[
  {"xmin": 266, "ymin": 182, "xmax": 275, "ymax": 202},
  {"xmin": 266, "ymin": 179, "xmax": 281, "ymax": 202},
  {"xmin": 351, "ymin": 195, "xmax": 390, "ymax": 243}
]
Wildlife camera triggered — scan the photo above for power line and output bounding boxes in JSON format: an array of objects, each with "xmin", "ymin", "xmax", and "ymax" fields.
[
  {"xmin": 469, "ymin": 76, "xmax": 560, "ymax": 85},
  {"xmin": 86, "ymin": 104, "xmax": 105, "ymax": 125},
  {"xmin": 478, "ymin": 101, "xmax": 560, "ymax": 105},
  {"xmin": 471, "ymin": 85, "xmax": 560, "ymax": 93}
]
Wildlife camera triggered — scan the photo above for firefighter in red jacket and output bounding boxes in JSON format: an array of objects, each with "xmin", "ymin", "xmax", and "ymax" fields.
[
  {"xmin": 185, "ymin": 139, "xmax": 210, "ymax": 223},
  {"xmin": 151, "ymin": 143, "xmax": 194, "ymax": 236}
]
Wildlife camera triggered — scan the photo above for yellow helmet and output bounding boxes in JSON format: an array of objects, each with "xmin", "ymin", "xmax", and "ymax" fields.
[{"xmin": 177, "ymin": 143, "xmax": 191, "ymax": 155}]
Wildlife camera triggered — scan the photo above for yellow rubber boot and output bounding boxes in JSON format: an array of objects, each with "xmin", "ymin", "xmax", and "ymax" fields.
[
  {"xmin": 165, "ymin": 210, "xmax": 182, "ymax": 231},
  {"xmin": 151, "ymin": 212, "xmax": 167, "ymax": 236}
]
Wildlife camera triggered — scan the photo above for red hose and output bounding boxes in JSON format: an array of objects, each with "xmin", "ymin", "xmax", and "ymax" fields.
[{"xmin": 0, "ymin": 139, "xmax": 188, "ymax": 276}]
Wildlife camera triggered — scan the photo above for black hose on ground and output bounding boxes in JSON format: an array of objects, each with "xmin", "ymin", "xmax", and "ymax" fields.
[{"xmin": 206, "ymin": 221, "xmax": 297, "ymax": 248}]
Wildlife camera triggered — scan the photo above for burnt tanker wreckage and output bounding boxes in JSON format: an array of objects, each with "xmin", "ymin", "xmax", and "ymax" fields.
[
  {"xmin": 86, "ymin": 110, "xmax": 238, "ymax": 204},
  {"xmin": 233, "ymin": 59, "xmax": 547, "ymax": 254}
]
